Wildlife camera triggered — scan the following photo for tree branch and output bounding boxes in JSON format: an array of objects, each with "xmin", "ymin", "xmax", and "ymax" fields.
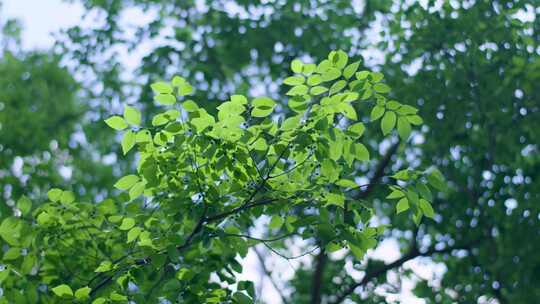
[
  {"xmin": 356, "ymin": 140, "xmax": 400, "ymax": 200},
  {"xmin": 254, "ymin": 247, "xmax": 290, "ymax": 304},
  {"xmin": 310, "ymin": 247, "xmax": 327, "ymax": 304},
  {"xmin": 330, "ymin": 239, "xmax": 480, "ymax": 304}
]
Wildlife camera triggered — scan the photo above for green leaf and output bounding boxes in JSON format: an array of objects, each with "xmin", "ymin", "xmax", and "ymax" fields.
[
  {"xmin": 330, "ymin": 50, "xmax": 348, "ymax": 69},
  {"xmin": 121, "ymin": 130, "xmax": 136, "ymax": 154},
  {"xmin": 269, "ymin": 216, "xmax": 283, "ymax": 229},
  {"xmin": 286, "ymin": 85, "xmax": 309, "ymax": 96},
  {"xmin": 151, "ymin": 114, "xmax": 168, "ymax": 126},
  {"xmin": 114, "ymin": 175, "xmax": 140, "ymax": 190},
  {"xmin": 343, "ymin": 61, "xmax": 360, "ymax": 79},
  {"xmin": 104, "ymin": 116, "xmax": 128, "ymax": 130},
  {"xmin": 338, "ymin": 103, "xmax": 357, "ymax": 120},
  {"xmin": 155, "ymin": 93, "xmax": 176, "ymax": 105},
  {"xmin": 396, "ymin": 198, "xmax": 409, "ymax": 214},
  {"xmin": 52, "ymin": 284, "xmax": 73, "ymax": 298},
  {"xmin": 354, "ymin": 143, "xmax": 369, "ymax": 161},
  {"xmin": 176, "ymin": 268, "xmax": 195, "ymax": 281},
  {"xmin": 355, "ymin": 70, "xmax": 369, "ymax": 80},
  {"xmin": 47, "ymin": 188, "xmax": 63, "ymax": 202},
  {"xmin": 386, "ymin": 190, "xmax": 405, "ymax": 199},
  {"xmin": 135, "ymin": 130, "xmax": 152, "ymax": 143},
  {"xmin": 381, "ymin": 111, "xmax": 396, "ymax": 135},
  {"xmin": 427, "ymin": 168, "xmax": 447, "ymax": 191},
  {"xmin": 397, "ymin": 105, "xmax": 418, "ymax": 115},
  {"xmin": 329, "ymin": 80, "xmax": 347, "ymax": 95},
  {"xmin": 252, "ymin": 96, "xmax": 275, "ymax": 108},
  {"xmin": 95, "ymin": 261, "xmax": 112, "ymax": 273},
  {"xmin": 288, "ymin": 96, "xmax": 309, "ymax": 113},
  {"xmin": 342, "ymin": 92, "xmax": 359, "ymax": 102},
  {"xmin": 392, "ymin": 169, "xmax": 410, "ymax": 180},
  {"xmin": 291, "ymin": 59, "xmax": 303, "ymax": 73},
  {"xmin": 348, "ymin": 122, "xmax": 365, "ymax": 137},
  {"xmin": 407, "ymin": 114, "xmax": 423, "ymax": 125},
  {"xmin": 373, "ymin": 83, "xmax": 391, "ymax": 93},
  {"xmin": 110, "ymin": 292, "xmax": 128, "ymax": 301},
  {"xmin": 0, "ymin": 218, "xmax": 21, "ymax": 245},
  {"xmin": 349, "ymin": 243, "xmax": 365, "ymax": 260},
  {"xmin": 74, "ymin": 287, "xmax": 92, "ymax": 299},
  {"xmin": 3, "ymin": 247, "xmax": 20, "ymax": 260},
  {"xmin": 217, "ymin": 101, "xmax": 246, "ymax": 120},
  {"xmin": 119, "ymin": 218, "xmax": 135, "ymax": 231},
  {"xmin": 310, "ymin": 86, "xmax": 328, "ymax": 95},
  {"xmin": 302, "ymin": 63, "xmax": 316, "ymax": 75},
  {"xmin": 60, "ymin": 191, "xmax": 75, "ymax": 204},
  {"xmin": 336, "ymin": 179, "xmax": 357, "ymax": 188},
  {"xmin": 191, "ymin": 109, "xmax": 215, "ymax": 131},
  {"xmin": 183, "ymin": 100, "xmax": 199, "ymax": 112},
  {"xmin": 178, "ymin": 82, "xmax": 193, "ymax": 96},
  {"xmin": 123, "ymin": 105, "xmax": 141, "ymax": 126},
  {"xmin": 407, "ymin": 190, "xmax": 420, "ymax": 207},
  {"xmin": 370, "ymin": 105, "xmax": 385, "ymax": 121},
  {"xmin": 36, "ymin": 212, "xmax": 52, "ymax": 226},
  {"xmin": 171, "ymin": 75, "xmax": 185, "ymax": 86},
  {"xmin": 231, "ymin": 95, "xmax": 248, "ymax": 104},
  {"xmin": 361, "ymin": 88, "xmax": 373, "ymax": 100},
  {"xmin": 386, "ymin": 100, "xmax": 401, "ymax": 110},
  {"xmin": 280, "ymin": 116, "xmax": 300, "ymax": 131},
  {"xmin": 127, "ymin": 227, "xmax": 142, "ymax": 243},
  {"xmin": 307, "ymin": 74, "xmax": 323, "ymax": 86},
  {"xmin": 233, "ymin": 292, "xmax": 252, "ymax": 304},
  {"xmin": 251, "ymin": 97, "xmax": 276, "ymax": 117},
  {"xmin": 251, "ymin": 108, "xmax": 274, "ymax": 117},
  {"xmin": 283, "ymin": 76, "xmax": 305, "ymax": 86},
  {"xmin": 129, "ymin": 181, "xmax": 146, "ymax": 201},
  {"xmin": 150, "ymin": 81, "xmax": 173, "ymax": 94},
  {"xmin": 17, "ymin": 196, "xmax": 32, "ymax": 215},
  {"xmin": 370, "ymin": 72, "xmax": 384, "ymax": 82},
  {"xmin": 416, "ymin": 182, "xmax": 433, "ymax": 201},
  {"xmin": 397, "ymin": 116, "xmax": 412, "ymax": 140},
  {"xmin": 92, "ymin": 298, "xmax": 107, "ymax": 304},
  {"xmin": 321, "ymin": 67, "xmax": 341, "ymax": 82},
  {"xmin": 419, "ymin": 199, "xmax": 435, "ymax": 218},
  {"xmin": 316, "ymin": 59, "xmax": 331, "ymax": 73},
  {"xmin": 325, "ymin": 192, "xmax": 345, "ymax": 208},
  {"xmin": 321, "ymin": 159, "xmax": 339, "ymax": 181}
]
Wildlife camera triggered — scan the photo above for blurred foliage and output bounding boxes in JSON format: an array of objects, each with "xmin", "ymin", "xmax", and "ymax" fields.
[
  {"xmin": 0, "ymin": 52, "xmax": 79, "ymax": 156},
  {"xmin": 0, "ymin": 7, "xmax": 115, "ymax": 215},
  {"xmin": 381, "ymin": 1, "xmax": 540, "ymax": 302},
  {"xmin": 0, "ymin": 0, "xmax": 538, "ymax": 303}
]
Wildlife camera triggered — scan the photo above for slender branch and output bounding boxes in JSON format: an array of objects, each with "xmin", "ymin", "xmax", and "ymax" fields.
[
  {"xmin": 263, "ymin": 242, "xmax": 322, "ymax": 261},
  {"xmin": 316, "ymin": 141, "xmax": 401, "ymax": 299},
  {"xmin": 219, "ymin": 232, "xmax": 294, "ymax": 243},
  {"xmin": 176, "ymin": 211, "xmax": 207, "ymax": 251},
  {"xmin": 356, "ymin": 140, "xmax": 400, "ymax": 200},
  {"xmin": 254, "ymin": 247, "xmax": 290, "ymax": 304},
  {"xmin": 205, "ymin": 197, "xmax": 280, "ymax": 223},
  {"xmin": 145, "ymin": 261, "xmax": 171, "ymax": 301},
  {"xmin": 269, "ymin": 151, "xmax": 314, "ymax": 179},
  {"xmin": 330, "ymin": 239, "xmax": 480, "ymax": 304},
  {"xmin": 88, "ymin": 134, "xmax": 301, "ymax": 296}
]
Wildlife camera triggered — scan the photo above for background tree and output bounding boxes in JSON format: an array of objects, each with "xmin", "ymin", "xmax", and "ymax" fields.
[
  {"xmin": 1, "ymin": 0, "xmax": 539, "ymax": 303},
  {"xmin": 0, "ymin": 0, "xmax": 127, "ymax": 209}
]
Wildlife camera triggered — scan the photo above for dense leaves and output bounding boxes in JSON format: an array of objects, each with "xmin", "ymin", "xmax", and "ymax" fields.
[{"xmin": 0, "ymin": 51, "xmax": 436, "ymax": 303}]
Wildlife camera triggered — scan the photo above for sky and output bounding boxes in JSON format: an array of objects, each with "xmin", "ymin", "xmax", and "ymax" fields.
[
  {"xmin": 2, "ymin": 0, "xmax": 84, "ymax": 50},
  {"xmin": 1, "ymin": 1, "xmax": 434, "ymax": 303}
]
